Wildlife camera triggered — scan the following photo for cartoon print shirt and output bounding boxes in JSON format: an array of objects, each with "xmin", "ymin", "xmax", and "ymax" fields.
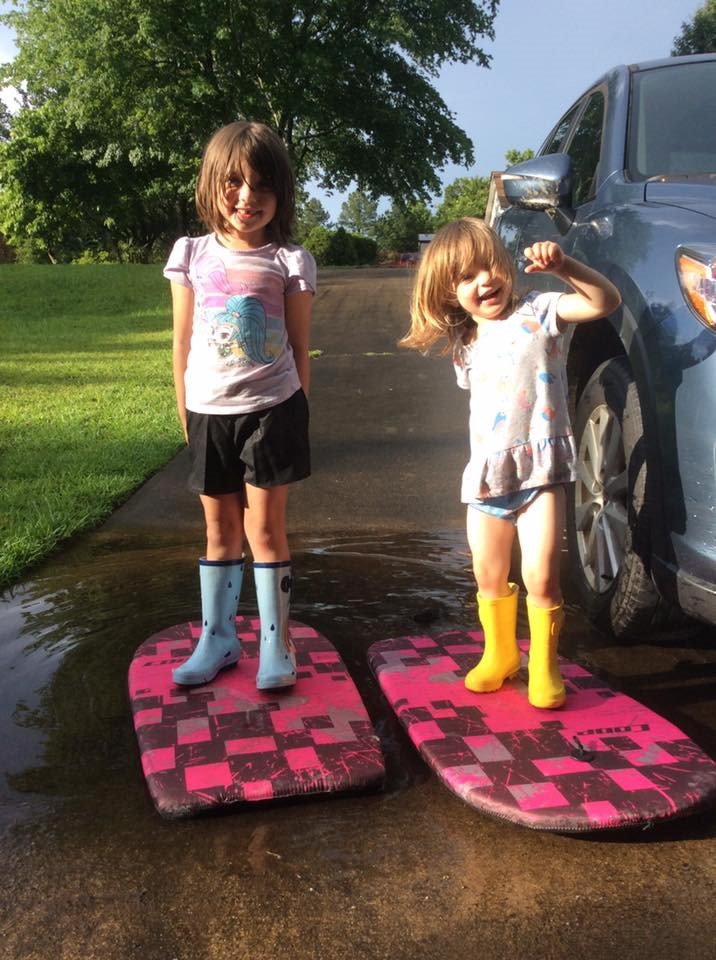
[
  {"xmin": 164, "ymin": 234, "xmax": 316, "ymax": 414},
  {"xmin": 454, "ymin": 290, "xmax": 577, "ymax": 501}
]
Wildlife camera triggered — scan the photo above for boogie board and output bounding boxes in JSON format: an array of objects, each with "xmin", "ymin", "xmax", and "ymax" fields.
[
  {"xmin": 367, "ymin": 630, "xmax": 716, "ymax": 832},
  {"xmin": 129, "ymin": 617, "xmax": 385, "ymax": 818}
]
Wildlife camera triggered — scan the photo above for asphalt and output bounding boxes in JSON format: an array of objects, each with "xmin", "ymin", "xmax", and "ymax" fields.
[{"xmin": 1, "ymin": 267, "xmax": 716, "ymax": 960}]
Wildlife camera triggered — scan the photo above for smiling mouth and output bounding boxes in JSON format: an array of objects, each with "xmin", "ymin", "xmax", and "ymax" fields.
[{"xmin": 478, "ymin": 287, "xmax": 502, "ymax": 304}]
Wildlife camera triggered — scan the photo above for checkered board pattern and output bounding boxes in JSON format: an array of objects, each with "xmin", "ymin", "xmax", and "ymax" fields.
[
  {"xmin": 129, "ymin": 618, "xmax": 385, "ymax": 819},
  {"xmin": 368, "ymin": 630, "xmax": 716, "ymax": 832}
]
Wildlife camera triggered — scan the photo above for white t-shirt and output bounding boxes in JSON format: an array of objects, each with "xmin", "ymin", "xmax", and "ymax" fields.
[
  {"xmin": 454, "ymin": 291, "xmax": 577, "ymax": 501},
  {"xmin": 164, "ymin": 234, "xmax": 316, "ymax": 414}
]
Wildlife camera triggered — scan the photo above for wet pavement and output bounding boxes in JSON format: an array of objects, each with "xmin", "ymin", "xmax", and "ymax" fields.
[{"xmin": 1, "ymin": 268, "xmax": 716, "ymax": 959}]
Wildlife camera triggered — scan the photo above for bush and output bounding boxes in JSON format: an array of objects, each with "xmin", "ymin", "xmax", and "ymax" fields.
[
  {"xmin": 326, "ymin": 227, "xmax": 358, "ymax": 266},
  {"xmin": 72, "ymin": 249, "xmax": 114, "ymax": 265},
  {"xmin": 0, "ymin": 234, "xmax": 15, "ymax": 263},
  {"xmin": 303, "ymin": 226, "xmax": 376, "ymax": 267},
  {"xmin": 303, "ymin": 225, "xmax": 332, "ymax": 266},
  {"xmin": 11, "ymin": 238, "xmax": 52, "ymax": 264},
  {"xmin": 352, "ymin": 234, "xmax": 377, "ymax": 265}
]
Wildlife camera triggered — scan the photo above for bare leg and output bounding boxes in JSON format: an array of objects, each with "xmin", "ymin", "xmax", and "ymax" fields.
[
  {"xmin": 243, "ymin": 483, "xmax": 290, "ymax": 562},
  {"xmin": 516, "ymin": 486, "xmax": 565, "ymax": 607},
  {"xmin": 200, "ymin": 491, "xmax": 245, "ymax": 561},
  {"xmin": 466, "ymin": 505, "xmax": 516, "ymax": 598}
]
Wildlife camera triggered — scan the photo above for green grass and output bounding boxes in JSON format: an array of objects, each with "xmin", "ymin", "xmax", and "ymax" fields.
[{"xmin": 0, "ymin": 264, "xmax": 183, "ymax": 589}]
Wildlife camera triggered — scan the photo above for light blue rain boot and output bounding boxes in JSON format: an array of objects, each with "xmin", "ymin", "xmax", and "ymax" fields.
[
  {"xmin": 254, "ymin": 560, "xmax": 297, "ymax": 691},
  {"xmin": 172, "ymin": 558, "xmax": 244, "ymax": 686}
]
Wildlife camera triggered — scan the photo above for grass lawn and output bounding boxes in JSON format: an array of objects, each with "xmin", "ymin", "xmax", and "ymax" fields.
[{"xmin": 1, "ymin": 264, "xmax": 183, "ymax": 589}]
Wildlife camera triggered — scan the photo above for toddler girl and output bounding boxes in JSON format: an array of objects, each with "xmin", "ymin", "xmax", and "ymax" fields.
[{"xmin": 402, "ymin": 218, "xmax": 620, "ymax": 708}]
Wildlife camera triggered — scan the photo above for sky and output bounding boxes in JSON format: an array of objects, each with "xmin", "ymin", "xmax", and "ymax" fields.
[{"xmin": 0, "ymin": 0, "xmax": 702, "ymax": 219}]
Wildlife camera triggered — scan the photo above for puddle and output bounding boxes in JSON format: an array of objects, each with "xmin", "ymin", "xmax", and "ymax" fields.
[
  {"xmin": 0, "ymin": 529, "xmax": 475, "ymax": 834},
  {"xmin": 2, "ymin": 526, "xmax": 715, "ymax": 838}
]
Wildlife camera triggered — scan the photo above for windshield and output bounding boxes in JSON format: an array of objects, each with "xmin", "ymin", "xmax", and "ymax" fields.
[{"xmin": 627, "ymin": 60, "xmax": 716, "ymax": 179}]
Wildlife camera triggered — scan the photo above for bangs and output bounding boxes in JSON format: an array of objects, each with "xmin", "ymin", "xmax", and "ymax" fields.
[
  {"xmin": 448, "ymin": 221, "xmax": 512, "ymax": 284},
  {"xmin": 224, "ymin": 136, "xmax": 280, "ymax": 190},
  {"xmin": 195, "ymin": 121, "xmax": 296, "ymax": 243}
]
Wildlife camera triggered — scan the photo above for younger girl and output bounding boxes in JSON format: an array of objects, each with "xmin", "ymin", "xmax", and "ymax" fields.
[
  {"xmin": 164, "ymin": 121, "xmax": 315, "ymax": 691},
  {"xmin": 402, "ymin": 218, "xmax": 620, "ymax": 709}
]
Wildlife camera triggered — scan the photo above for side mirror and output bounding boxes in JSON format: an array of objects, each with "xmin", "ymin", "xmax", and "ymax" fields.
[{"xmin": 501, "ymin": 154, "xmax": 575, "ymax": 233}]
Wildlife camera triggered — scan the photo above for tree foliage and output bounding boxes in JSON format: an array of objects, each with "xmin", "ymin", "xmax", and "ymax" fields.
[
  {"xmin": 0, "ymin": 101, "xmax": 10, "ymax": 141},
  {"xmin": 303, "ymin": 225, "xmax": 332, "ymax": 265},
  {"xmin": 672, "ymin": 0, "xmax": 716, "ymax": 54},
  {"xmin": 434, "ymin": 175, "xmax": 490, "ymax": 225},
  {"xmin": 375, "ymin": 201, "xmax": 434, "ymax": 254},
  {"xmin": 338, "ymin": 190, "xmax": 379, "ymax": 238},
  {"xmin": 0, "ymin": 0, "xmax": 499, "ymax": 259},
  {"xmin": 504, "ymin": 147, "xmax": 535, "ymax": 167},
  {"xmin": 295, "ymin": 194, "xmax": 331, "ymax": 243},
  {"xmin": 302, "ymin": 223, "xmax": 376, "ymax": 265}
]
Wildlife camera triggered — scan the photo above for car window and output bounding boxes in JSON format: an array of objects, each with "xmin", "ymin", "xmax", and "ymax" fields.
[
  {"xmin": 628, "ymin": 60, "xmax": 716, "ymax": 178},
  {"xmin": 566, "ymin": 91, "xmax": 605, "ymax": 206},
  {"xmin": 540, "ymin": 102, "xmax": 581, "ymax": 155}
]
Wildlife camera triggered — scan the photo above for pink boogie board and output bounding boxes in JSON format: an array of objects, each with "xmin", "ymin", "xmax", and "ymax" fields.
[
  {"xmin": 368, "ymin": 630, "xmax": 716, "ymax": 832},
  {"xmin": 129, "ymin": 617, "xmax": 385, "ymax": 818}
]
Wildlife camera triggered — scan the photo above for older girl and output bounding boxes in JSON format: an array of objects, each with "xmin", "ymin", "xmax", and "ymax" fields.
[{"xmin": 164, "ymin": 121, "xmax": 315, "ymax": 691}]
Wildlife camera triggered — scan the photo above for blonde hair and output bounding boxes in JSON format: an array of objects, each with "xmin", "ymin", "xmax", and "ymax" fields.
[
  {"xmin": 401, "ymin": 218, "xmax": 517, "ymax": 354},
  {"xmin": 195, "ymin": 121, "xmax": 295, "ymax": 244}
]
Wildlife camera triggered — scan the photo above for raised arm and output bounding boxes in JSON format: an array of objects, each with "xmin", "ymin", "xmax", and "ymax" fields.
[{"xmin": 524, "ymin": 241, "xmax": 621, "ymax": 323}]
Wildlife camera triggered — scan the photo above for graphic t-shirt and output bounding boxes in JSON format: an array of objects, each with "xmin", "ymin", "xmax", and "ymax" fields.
[
  {"xmin": 164, "ymin": 234, "xmax": 316, "ymax": 414},
  {"xmin": 454, "ymin": 291, "xmax": 577, "ymax": 501}
]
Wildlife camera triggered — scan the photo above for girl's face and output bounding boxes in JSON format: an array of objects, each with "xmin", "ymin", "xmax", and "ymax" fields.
[
  {"xmin": 455, "ymin": 262, "xmax": 511, "ymax": 323},
  {"xmin": 218, "ymin": 166, "xmax": 277, "ymax": 249}
]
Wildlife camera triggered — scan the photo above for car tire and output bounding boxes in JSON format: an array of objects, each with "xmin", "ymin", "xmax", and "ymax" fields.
[{"xmin": 566, "ymin": 356, "xmax": 672, "ymax": 638}]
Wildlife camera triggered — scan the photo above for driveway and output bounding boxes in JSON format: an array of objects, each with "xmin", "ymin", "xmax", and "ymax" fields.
[{"xmin": 1, "ymin": 267, "xmax": 715, "ymax": 960}]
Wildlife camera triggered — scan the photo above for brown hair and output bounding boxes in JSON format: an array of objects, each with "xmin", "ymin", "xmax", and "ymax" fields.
[
  {"xmin": 195, "ymin": 121, "xmax": 295, "ymax": 244},
  {"xmin": 401, "ymin": 218, "xmax": 517, "ymax": 354}
]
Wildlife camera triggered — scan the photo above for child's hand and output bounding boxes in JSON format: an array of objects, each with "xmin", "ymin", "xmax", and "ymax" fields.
[{"xmin": 523, "ymin": 241, "xmax": 565, "ymax": 274}]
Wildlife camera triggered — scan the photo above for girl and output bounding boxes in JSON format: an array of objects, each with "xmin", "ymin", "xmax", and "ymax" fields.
[
  {"xmin": 402, "ymin": 218, "xmax": 621, "ymax": 709},
  {"xmin": 164, "ymin": 121, "xmax": 315, "ymax": 691}
]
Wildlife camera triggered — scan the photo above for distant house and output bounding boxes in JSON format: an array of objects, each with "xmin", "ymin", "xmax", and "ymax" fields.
[
  {"xmin": 417, "ymin": 233, "xmax": 434, "ymax": 257},
  {"xmin": 484, "ymin": 172, "xmax": 508, "ymax": 226}
]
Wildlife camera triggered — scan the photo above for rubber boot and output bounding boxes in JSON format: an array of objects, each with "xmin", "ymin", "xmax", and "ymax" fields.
[
  {"xmin": 526, "ymin": 598, "xmax": 566, "ymax": 709},
  {"xmin": 254, "ymin": 560, "xmax": 297, "ymax": 691},
  {"xmin": 465, "ymin": 583, "xmax": 521, "ymax": 693},
  {"xmin": 172, "ymin": 558, "xmax": 243, "ymax": 686}
]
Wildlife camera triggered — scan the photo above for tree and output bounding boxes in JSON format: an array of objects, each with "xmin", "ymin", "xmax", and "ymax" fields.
[
  {"xmin": 672, "ymin": 0, "xmax": 716, "ymax": 54},
  {"xmin": 434, "ymin": 175, "xmax": 490, "ymax": 225},
  {"xmin": 0, "ymin": 0, "xmax": 499, "ymax": 257},
  {"xmin": 327, "ymin": 227, "xmax": 358, "ymax": 266},
  {"xmin": 0, "ymin": 102, "xmax": 10, "ymax": 141},
  {"xmin": 295, "ymin": 194, "xmax": 331, "ymax": 243},
  {"xmin": 375, "ymin": 201, "xmax": 434, "ymax": 254},
  {"xmin": 303, "ymin": 225, "xmax": 332, "ymax": 266},
  {"xmin": 504, "ymin": 147, "xmax": 535, "ymax": 167},
  {"xmin": 338, "ymin": 190, "xmax": 379, "ymax": 238}
]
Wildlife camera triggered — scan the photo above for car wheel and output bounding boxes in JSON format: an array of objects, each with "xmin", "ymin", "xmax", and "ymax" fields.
[{"xmin": 566, "ymin": 356, "xmax": 670, "ymax": 638}]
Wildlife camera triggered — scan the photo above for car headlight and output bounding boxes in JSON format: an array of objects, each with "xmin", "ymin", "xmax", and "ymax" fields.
[{"xmin": 677, "ymin": 244, "xmax": 716, "ymax": 332}]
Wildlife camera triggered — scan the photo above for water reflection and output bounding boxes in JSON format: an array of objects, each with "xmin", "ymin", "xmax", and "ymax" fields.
[
  {"xmin": 1, "ymin": 527, "xmax": 715, "ymax": 837},
  {"xmin": 0, "ymin": 530, "xmax": 475, "ymax": 832}
]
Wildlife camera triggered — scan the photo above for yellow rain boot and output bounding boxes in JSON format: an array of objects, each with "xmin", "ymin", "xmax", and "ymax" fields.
[
  {"xmin": 526, "ymin": 598, "xmax": 566, "ymax": 709},
  {"xmin": 465, "ymin": 583, "xmax": 521, "ymax": 693}
]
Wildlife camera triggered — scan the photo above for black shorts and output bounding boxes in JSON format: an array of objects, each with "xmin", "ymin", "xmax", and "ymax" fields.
[{"xmin": 186, "ymin": 389, "xmax": 310, "ymax": 495}]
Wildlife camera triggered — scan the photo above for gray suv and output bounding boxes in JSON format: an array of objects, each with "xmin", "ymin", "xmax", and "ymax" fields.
[{"xmin": 494, "ymin": 53, "xmax": 716, "ymax": 637}]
